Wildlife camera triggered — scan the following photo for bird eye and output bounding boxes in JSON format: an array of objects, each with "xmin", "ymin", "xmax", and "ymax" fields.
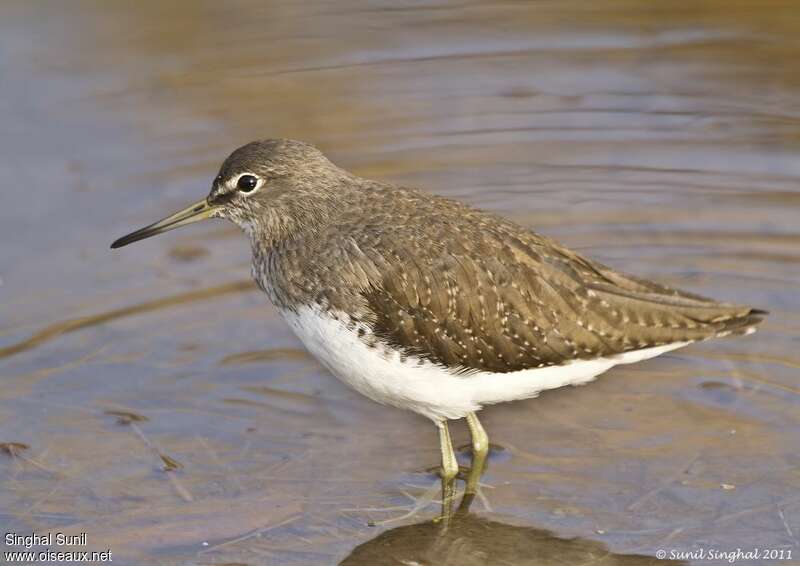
[{"xmin": 236, "ymin": 174, "xmax": 260, "ymax": 193}]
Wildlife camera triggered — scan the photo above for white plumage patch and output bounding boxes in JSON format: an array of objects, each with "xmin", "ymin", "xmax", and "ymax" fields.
[{"xmin": 282, "ymin": 305, "xmax": 689, "ymax": 422}]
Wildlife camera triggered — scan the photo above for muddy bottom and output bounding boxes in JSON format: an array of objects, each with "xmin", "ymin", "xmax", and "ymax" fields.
[{"xmin": 1, "ymin": 1, "xmax": 798, "ymax": 565}]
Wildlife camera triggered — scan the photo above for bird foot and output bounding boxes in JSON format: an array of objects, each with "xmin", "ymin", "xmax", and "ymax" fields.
[
  {"xmin": 351, "ymin": 470, "xmax": 493, "ymax": 527},
  {"xmin": 423, "ymin": 464, "xmax": 471, "ymax": 481},
  {"xmin": 361, "ymin": 478, "xmax": 443, "ymax": 527}
]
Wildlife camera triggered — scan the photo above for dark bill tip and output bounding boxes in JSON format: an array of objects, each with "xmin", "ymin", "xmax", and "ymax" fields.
[{"xmin": 110, "ymin": 230, "xmax": 151, "ymax": 249}]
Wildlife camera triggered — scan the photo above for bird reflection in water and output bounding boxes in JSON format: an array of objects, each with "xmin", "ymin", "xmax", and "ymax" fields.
[{"xmin": 340, "ymin": 510, "xmax": 686, "ymax": 566}]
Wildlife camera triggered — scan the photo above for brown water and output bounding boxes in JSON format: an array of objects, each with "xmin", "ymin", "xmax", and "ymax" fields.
[{"xmin": 1, "ymin": 2, "xmax": 799, "ymax": 565}]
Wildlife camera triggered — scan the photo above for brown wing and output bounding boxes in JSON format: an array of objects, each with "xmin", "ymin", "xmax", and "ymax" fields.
[{"xmin": 357, "ymin": 215, "xmax": 764, "ymax": 374}]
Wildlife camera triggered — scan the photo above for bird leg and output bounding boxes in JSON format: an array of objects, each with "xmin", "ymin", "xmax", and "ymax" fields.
[
  {"xmin": 458, "ymin": 411, "xmax": 489, "ymax": 513},
  {"xmin": 436, "ymin": 420, "xmax": 459, "ymax": 521}
]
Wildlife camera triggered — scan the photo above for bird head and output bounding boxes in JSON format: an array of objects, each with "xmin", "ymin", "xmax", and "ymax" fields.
[{"xmin": 111, "ymin": 139, "xmax": 343, "ymax": 249}]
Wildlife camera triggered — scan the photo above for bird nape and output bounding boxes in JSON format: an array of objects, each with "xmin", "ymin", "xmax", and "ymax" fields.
[{"xmin": 111, "ymin": 138, "xmax": 766, "ymax": 520}]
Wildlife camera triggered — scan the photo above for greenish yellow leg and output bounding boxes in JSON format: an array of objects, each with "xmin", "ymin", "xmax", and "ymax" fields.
[
  {"xmin": 437, "ymin": 421, "xmax": 458, "ymax": 520},
  {"xmin": 459, "ymin": 411, "xmax": 489, "ymax": 513}
]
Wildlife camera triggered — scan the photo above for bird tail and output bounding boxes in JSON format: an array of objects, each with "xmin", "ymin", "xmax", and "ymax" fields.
[{"xmin": 706, "ymin": 308, "xmax": 767, "ymax": 338}]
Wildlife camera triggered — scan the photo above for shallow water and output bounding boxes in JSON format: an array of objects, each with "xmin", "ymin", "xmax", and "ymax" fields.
[{"xmin": 1, "ymin": 1, "xmax": 798, "ymax": 565}]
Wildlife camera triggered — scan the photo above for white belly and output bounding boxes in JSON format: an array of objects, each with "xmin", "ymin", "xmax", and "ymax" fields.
[{"xmin": 281, "ymin": 305, "xmax": 688, "ymax": 422}]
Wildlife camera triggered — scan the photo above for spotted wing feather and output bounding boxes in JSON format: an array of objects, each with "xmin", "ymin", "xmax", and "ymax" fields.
[{"xmin": 346, "ymin": 195, "xmax": 764, "ymax": 374}]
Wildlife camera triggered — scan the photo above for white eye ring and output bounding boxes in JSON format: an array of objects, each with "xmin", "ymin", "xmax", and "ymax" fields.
[{"xmin": 233, "ymin": 172, "xmax": 264, "ymax": 195}]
